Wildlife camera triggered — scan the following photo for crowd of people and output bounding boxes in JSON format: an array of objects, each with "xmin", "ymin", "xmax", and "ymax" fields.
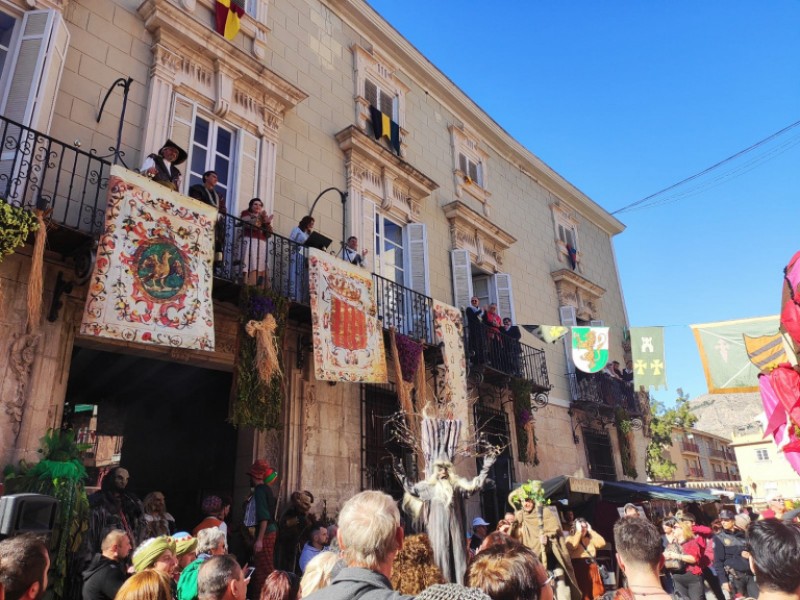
[
  {"xmin": 3, "ymin": 487, "xmax": 800, "ymax": 600},
  {"xmin": 3, "ymin": 454, "xmax": 800, "ymax": 600},
  {"xmin": 464, "ymin": 297, "xmax": 524, "ymax": 375}
]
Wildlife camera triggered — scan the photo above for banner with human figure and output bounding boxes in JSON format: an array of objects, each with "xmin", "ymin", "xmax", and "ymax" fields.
[
  {"xmin": 691, "ymin": 316, "xmax": 780, "ymax": 394},
  {"xmin": 432, "ymin": 300, "xmax": 468, "ymax": 410},
  {"xmin": 308, "ymin": 248, "xmax": 387, "ymax": 382},
  {"xmin": 630, "ymin": 326, "xmax": 667, "ymax": 390},
  {"xmin": 571, "ymin": 326, "xmax": 609, "ymax": 373},
  {"xmin": 81, "ymin": 166, "xmax": 216, "ymax": 350}
]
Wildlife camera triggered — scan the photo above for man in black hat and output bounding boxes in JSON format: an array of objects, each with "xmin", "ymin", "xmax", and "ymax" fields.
[
  {"xmin": 141, "ymin": 139, "xmax": 187, "ymax": 191},
  {"xmin": 714, "ymin": 509, "xmax": 758, "ymax": 598}
]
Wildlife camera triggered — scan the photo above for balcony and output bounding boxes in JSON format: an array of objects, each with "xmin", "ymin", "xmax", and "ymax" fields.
[
  {"xmin": 464, "ymin": 318, "xmax": 550, "ymax": 392},
  {"xmin": 566, "ymin": 371, "xmax": 642, "ymax": 415},
  {"xmin": 681, "ymin": 441, "xmax": 700, "ymax": 454},
  {"xmin": 687, "ymin": 466, "xmax": 704, "ymax": 479},
  {"xmin": 0, "ymin": 114, "xmax": 111, "ymax": 252},
  {"xmin": 709, "ymin": 448, "xmax": 727, "ymax": 460},
  {"xmin": 712, "ymin": 470, "xmax": 731, "ymax": 481}
]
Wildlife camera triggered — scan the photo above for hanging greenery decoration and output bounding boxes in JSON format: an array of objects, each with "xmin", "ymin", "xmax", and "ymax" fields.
[
  {"xmin": 0, "ymin": 200, "xmax": 39, "ymax": 263},
  {"xmin": 510, "ymin": 377, "xmax": 539, "ymax": 466},
  {"xmin": 232, "ymin": 285, "xmax": 289, "ymax": 430},
  {"xmin": 615, "ymin": 407, "xmax": 639, "ymax": 478},
  {"xmin": 2, "ymin": 429, "xmax": 90, "ymax": 599}
]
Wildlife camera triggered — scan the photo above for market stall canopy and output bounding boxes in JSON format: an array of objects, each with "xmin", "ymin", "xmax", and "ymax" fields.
[
  {"xmin": 600, "ymin": 480, "xmax": 718, "ymax": 503},
  {"xmin": 542, "ymin": 476, "xmax": 602, "ymax": 507}
]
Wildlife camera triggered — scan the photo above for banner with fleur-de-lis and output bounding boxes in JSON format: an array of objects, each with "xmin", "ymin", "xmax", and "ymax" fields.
[{"xmin": 630, "ymin": 327, "xmax": 667, "ymax": 390}]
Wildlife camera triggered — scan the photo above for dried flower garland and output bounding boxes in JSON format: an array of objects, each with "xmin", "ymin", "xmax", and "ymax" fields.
[
  {"xmin": 395, "ymin": 331, "xmax": 423, "ymax": 382},
  {"xmin": 0, "ymin": 200, "xmax": 39, "ymax": 263},
  {"xmin": 616, "ymin": 407, "xmax": 638, "ymax": 478}
]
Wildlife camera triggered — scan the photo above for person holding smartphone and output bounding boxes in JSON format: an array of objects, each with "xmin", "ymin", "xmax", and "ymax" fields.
[{"xmin": 566, "ymin": 518, "xmax": 606, "ymax": 600}]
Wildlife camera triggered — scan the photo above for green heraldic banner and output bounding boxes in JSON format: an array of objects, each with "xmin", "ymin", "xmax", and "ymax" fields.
[{"xmin": 630, "ymin": 327, "xmax": 667, "ymax": 390}]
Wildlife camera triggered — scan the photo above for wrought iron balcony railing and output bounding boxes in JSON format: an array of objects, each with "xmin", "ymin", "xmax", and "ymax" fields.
[
  {"xmin": 709, "ymin": 448, "xmax": 727, "ymax": 460},
  {"xmin": 464, "ymin": 317, "xmax": 550, "ymax": 391},
  {"xmin": 687, "ymin": 466, "xmax": 704, "ymax": 478},
  {"xmin": 566, "ymin": 371, "xmax": 642, "ymax": 414},
  {"xmin": 0, "ymin": 114, "xmax": 111, "ymax": 237},
  {"xmin": 372, "ymin": 272, "xmax": 433, "ymax": 345},
  {"xmin": 681, "ymin": 441, "xmax": 700, "ymax": 454}
]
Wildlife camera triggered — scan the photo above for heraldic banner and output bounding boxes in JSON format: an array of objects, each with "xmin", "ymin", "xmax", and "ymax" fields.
[
  {"xmin": 80, "ymin": 166, "xmax": 217, "ymax": 350},
  {"xmin": 432, "ymin": 299, "xmax": 468, "ymax": 409},
  {"xmin": 571, "ymin": 326, "xmax": 610, "ymax": 373},
  {"xmin": 308, "ymin": 248, "xmax": 387, "ymax": 382},
  {"xmin": 630, "ymin": 326, "xmax": 667, "ymax": 390},
  {"xmin": 691, "ymin": 315, "xmax": 780, "ymax": 394}
]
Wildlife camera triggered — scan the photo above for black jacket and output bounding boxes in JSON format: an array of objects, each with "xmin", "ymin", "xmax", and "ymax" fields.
[
  {"xmin": 713, "ymin": 529, "xmax": 752, "ymax": 585},
  {"xmin": 304, "ymin": 567, "xmax": 411, "ymax": 600},
  {"xmin": 82, "ymin": 554, "xmax": 127, "ymax": 600}
]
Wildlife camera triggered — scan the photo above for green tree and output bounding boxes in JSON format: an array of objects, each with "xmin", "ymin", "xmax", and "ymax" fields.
[{"xmin": 646, "ymin": 388, "xmax": 698, "ymax": 480}]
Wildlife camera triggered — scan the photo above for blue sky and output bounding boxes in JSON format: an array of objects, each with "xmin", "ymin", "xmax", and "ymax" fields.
[{"xmin": 367, "ymin": 1, "xmax": 800, "ymax": 404}]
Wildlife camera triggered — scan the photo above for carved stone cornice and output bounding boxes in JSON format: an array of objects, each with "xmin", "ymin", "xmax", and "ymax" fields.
[
  {"xmin": 138, "ymin": 0, "xmax": 307, "ymax": 129},
  {"xmin": 443, "ymin": 200, "xmax": 515, "ymax": 272},
  {"xmin": 550, "ymin": 269, "xmax": 605, "ymax": 321},
  {"xmin": 336, "ymin": 125, "xmax": 437, "ymax": 223}
]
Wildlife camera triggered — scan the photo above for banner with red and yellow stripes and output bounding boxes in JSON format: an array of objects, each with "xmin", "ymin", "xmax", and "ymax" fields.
[{"xmin": 215, "ymin": 0, "xmax": 245, "ymax": 41}]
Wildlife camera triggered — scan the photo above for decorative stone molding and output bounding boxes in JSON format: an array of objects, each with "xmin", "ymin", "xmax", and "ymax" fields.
[
  {"xmin": 443, "ymin": 200, "xmax": 515, "ymax": 273},
  {"xmin": 336, "ymin": 125, "xmax": 437, "ymax": 227},
  {"xmin": 5, "ymin": 333, "xmax": 40, "ymax": 441},
  {"xmin": 351, "ymin": 44, "xmax": 409, "ymax": 154},
  {"xmin": 449, "ymin": 125, "xmax": 491, "ymax": 215},
  {"xmin": 550, "ymin": 269, "xmax": 605, "ymax": 321}
]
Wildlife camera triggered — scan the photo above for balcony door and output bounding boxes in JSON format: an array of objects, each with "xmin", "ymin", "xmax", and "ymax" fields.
[{"xmin": 583, "ymin": 429, "xmax": 617, "ymax": 481}]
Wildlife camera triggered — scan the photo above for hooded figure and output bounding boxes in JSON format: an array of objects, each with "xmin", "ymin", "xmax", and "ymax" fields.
[{"xmin": 399, "ymin": 452, "xmax": 496, "ymax": 585}]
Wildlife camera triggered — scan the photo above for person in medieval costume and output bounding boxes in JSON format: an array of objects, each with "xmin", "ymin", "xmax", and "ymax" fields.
[
  {"xmin": 79, "ymin": 467, "xmax": 146, "ymax": 571},
  {"xmin": 275, "ymin": 490, "xmax": 315, "ymax": 574},
  {"xmin": 508, "ymin": 481, "xmax": 581, "ymax": 600},
  {"xmin": 140, "ymin": 139, "xmax": 187, "ymax": 191},
  {"xmin": 398, "ymin": 451, "xmax": 497, "ymax": 585}
]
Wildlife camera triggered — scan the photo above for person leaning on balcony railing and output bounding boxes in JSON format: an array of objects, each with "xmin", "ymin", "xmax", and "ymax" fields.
[
  {"xmin": 141, "ymin": 140, "xmax": 187, "ymax": 191},
  {"xmin": 465, "ymin": 297, "xmax": 485, "ymax": 365},
  {"xmin": 240, "ymin": 198, "xmax": 274, "ymax": 287},
  {"xmin": 189, "ymin": 171, "xmax": 228, "ymax": 264}
]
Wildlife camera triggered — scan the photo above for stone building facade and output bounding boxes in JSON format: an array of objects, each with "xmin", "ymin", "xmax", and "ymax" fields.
[{"xmin": 0, "ymin": 0, "xmax": 648, "ymax": 524}]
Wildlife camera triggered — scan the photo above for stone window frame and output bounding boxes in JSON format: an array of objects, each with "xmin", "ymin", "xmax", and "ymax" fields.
[
  {"xmin": 450, "ymin": 125, "xmax": 491, "ymax": 212},
  {"xmin": 352, "ymin": 44, "xmax": 409, "ymax": 152},
  {"xmin": 550, "ymin": 202, "xmax": 582, "ymax": 269}
]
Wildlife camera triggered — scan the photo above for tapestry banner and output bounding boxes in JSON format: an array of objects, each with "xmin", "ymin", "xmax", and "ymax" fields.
[
  {"xmin": 630, "ymin": 326, "xmax": 667, "ymax": 390},
  {"xmin": 571, "ymin": 326, "xmax": 610, "ymax": 373},
  {"xmin": 691, "ymin": 315, "xmax": 779, "ymax": 394},
  {"xmin": 80, "ymin": 166, "xmax": 216, "ymax": 350},
  {"xmin": 432, "ymin": 300, "xmax": 468, "ymax": 408},
  {"xmin": 308, "ymin": 248, "xmax": 387, "ymax": 382}
]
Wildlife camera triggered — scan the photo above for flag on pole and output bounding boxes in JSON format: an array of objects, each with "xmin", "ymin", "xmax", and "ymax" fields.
[
  {"xmin": 691, "ymin": 315, "xmax": 780, "ymax": 394},
  {"xmin": 522, "ymin": 324, "xmax": 569, "ymax": 344},
  {"xmin": 630, "ymin": 326, "xmax": 667, "ymax": 390},
  {"xmin": 215, "ymin": 0, "xmax": 245, "ymax": 40},
  {"xmin": 571, "ymin": 326, "xmax": 609, "ymax": 373}
]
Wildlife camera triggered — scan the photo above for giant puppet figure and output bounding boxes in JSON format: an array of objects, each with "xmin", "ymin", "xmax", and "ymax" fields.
[{"xmin": 396, "ymin": 417, "xmax": 497, "ymax": 585}]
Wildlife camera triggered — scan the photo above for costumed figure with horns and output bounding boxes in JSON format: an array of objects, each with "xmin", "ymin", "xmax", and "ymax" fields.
[
  {"xmin": 396, "ymin": 416, "xmax": 498, "ymax": 585},
  {"xmin": 140, "ymin": 139, "xmax": 188, "ymax": 191},
  {"xmin": 509, "ymin": 481, "xmax": 581, "ymax": 600}
]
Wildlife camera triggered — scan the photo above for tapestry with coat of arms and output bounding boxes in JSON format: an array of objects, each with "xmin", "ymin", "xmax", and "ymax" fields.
[
  {"xmin": 432, "ymin": 299, "xmax": 468, "ymax": 410},
  {"xmin": 308, "ymin": 248, "xmax": 387, "ymax": 382},
  {"xmin": 80, "ymin": 165, "xmax": 216, "ymax": 350}
]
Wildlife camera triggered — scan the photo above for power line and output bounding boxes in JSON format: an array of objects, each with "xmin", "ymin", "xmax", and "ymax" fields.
[{"xmin": 611, "ymin": 119, "xmax": 800, "ymax": 215}]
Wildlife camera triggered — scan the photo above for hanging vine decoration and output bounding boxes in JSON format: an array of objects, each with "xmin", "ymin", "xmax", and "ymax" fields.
[
  {"xmin": 615, "ymin": 407, "xmax": 638, "ymax": 478},
  {"xmin": 232, "ymin": 286, "xmax": 289, "ymax": 430},
  {"xmin": 510, "ymin": 377, "xmax": 539, "ymax": 465},
  {"xmin": 0, "ymin": 200, "xmax": 40, "ymax": 264}
]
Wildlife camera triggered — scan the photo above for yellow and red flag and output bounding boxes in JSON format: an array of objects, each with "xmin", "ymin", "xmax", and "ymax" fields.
[{"xmin": 215, "ymin": 0, "xmax": 245, "ymax": 41}]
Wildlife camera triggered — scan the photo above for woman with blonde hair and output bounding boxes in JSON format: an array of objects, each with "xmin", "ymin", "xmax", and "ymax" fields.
[
  {"xmin": 300, "ymin": 551, "xmax": 341, "ymax": 597},
  {"xmin": 115, "ymin": 570, "xmax": 172, "ymax": 600},
  {"xmin": 390, "ymin": 533, "xmax": 445, "ymax": 595},
  {"xmin": 664, "ymin": 521, "xmax": 703, "ymax": 600}
]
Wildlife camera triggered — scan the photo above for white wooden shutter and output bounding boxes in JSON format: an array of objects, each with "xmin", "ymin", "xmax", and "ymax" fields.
[
  {"xmin": 362, "ymin": 196, "xmax": 376, "ymax": 272},
  {"xmin": 1, "ymin": 9, "xmax": 69, "ymax": 132},
  {"xmin": 493, "ymin": 273, "xmax": 515, "ymax": 323},
  {"xmin": 237, "ymin": 129, "xmax": 260, "ymax": 215},
  {"xmin": 405, "ymin": 222, "xmax": 429, "ymax": 295},
  {"xmin": 560, "ymin": 305, "xmax": 577, "ymax": 375},
  {"xmin": 450, "ymin": 249, "xmax": 473, "ymax": 310}
]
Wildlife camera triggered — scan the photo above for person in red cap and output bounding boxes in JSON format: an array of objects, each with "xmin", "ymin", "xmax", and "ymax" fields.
[{"xmin": 244, "ymin": 459, "xmax": 279, "ymax": 596}]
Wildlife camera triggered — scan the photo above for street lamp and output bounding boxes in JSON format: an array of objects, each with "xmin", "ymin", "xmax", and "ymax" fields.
[{"xmin": 309, "ymin": 186, "xmax": 348, "ymax": 254}]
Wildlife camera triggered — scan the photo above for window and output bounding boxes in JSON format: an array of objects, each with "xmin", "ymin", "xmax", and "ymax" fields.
[
  {"xmin": 551, "ymin": 203, "xmax": 581, "ymax": 269},
  {"xmin": 458, "ymin": 153, "xmax": 483, "ymax": 186},
  {"xmin": 188, "ymin": 115, "xmax": 235, "ymax": 201},
  {"xmin": 375, "ymin": 214, "xmax": 404, "ymax": 284},
  {"xmin": 365, "ymin": 79, "xmax": 396, "ymax": 120},
  {"xmin": 0, "ymin": 12, "xmax": 16, "ymax": 79},
  {"xmin": 558, "ymin": 222, "xmax": 577, "ymax": 251},
  {"xmin": 450, "ymin": 125, "xmax": 490, "ymax": 208},
  {"xmin": 756, "ymin": 448, "xmax": 770, "ymax": 462}
]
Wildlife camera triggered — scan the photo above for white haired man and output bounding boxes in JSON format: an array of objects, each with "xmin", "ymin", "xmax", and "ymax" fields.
[{"xmin": 304, "ymin": 491, "xmax": 410, "ymax": 600}]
